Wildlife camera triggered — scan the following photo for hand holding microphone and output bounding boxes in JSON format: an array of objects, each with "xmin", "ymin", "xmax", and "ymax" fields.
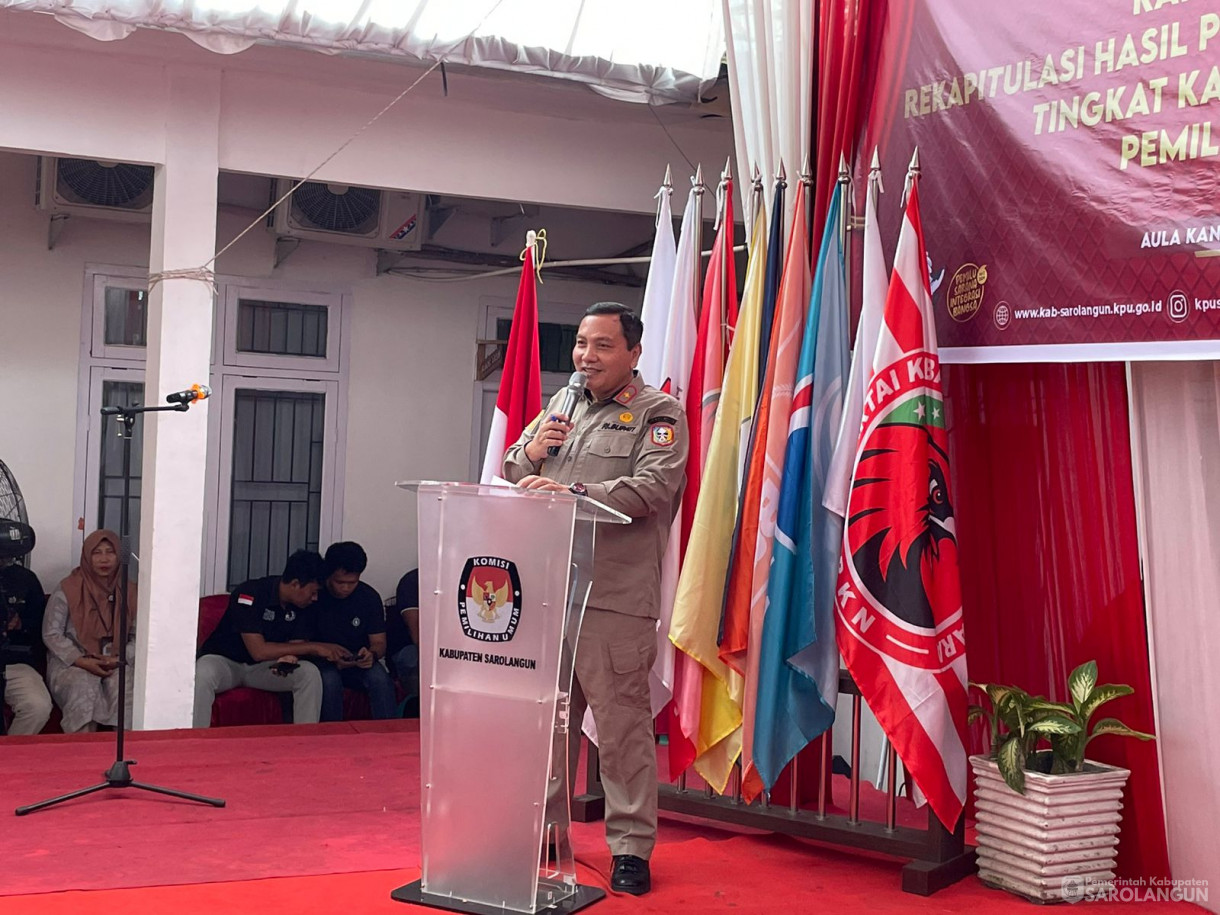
[{"xmin": 525, "ymin": 372, "xmax": 585, "ymax": 463}]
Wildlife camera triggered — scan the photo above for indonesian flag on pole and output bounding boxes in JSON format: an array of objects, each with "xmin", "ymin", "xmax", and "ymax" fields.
[
  {"xmin": 834, "ymin": 160, "xmax": 969, "ymax": 832},
  {"xmin": 479, "ymin": 236, "xmax": 542, "ymax": 484}
]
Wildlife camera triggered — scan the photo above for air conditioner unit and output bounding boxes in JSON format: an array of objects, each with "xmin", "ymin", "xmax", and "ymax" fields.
[
  {"xmin": 270, "ymin": 179, "xmax": 424, "ymax": 251},
  {"xmin": 36, "ymin": 157, "xmax": 154, "ymax": 222}
]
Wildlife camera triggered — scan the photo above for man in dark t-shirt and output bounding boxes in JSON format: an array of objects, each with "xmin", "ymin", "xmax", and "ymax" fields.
[
  {"xmin": 311, "ymin": 542, "xmax": 395, "ymax": 720},
  {"xmin": 193, "ymin": 550, "xmax": 352, "ymax": 727},
  {"xmin": 386, "ymin": 568, "xmax": 420, "ymax": 714}
]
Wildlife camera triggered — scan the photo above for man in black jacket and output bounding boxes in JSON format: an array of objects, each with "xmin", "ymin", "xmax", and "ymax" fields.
[
  {"xmin": 193, "ymin": 550, "xmax": 351, "ymax": 727},
  {"xmin": 1, "ymin": 522, "xmax": 53, "ymax": 736}
]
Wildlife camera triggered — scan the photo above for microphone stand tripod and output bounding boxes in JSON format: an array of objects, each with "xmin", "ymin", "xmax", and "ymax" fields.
[{"xmin": 16, "ymin": 400, "xmax": 225, "ymax": 815}]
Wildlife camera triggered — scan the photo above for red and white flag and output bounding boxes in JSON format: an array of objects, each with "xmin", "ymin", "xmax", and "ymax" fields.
[
  {"xmin": 834, "ymin": 167, "xmax": 968, "ymax": 831},
  {"xmin": 479, "ymin": 237, "xmax": 542, "ymax": 484}
]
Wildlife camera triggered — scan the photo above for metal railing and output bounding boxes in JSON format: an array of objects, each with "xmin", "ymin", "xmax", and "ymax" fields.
[{"xmin": 571, "ymin": 670, "xmax": 975, "ymax": 895}]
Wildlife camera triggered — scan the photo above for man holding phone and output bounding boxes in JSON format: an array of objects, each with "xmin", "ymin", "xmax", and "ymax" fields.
[
  {"xmin": 193, "ymin": 550, "xmax": 353, "ymax": 727},
  {"xmin": 311, "ymin": 541, "xmax": 396, "ymax": 721}
]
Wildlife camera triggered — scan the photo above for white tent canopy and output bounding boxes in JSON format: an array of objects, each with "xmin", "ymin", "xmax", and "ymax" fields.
[{"xmin": 0, "ymin": 0, "xmax": 725, "ymax": 104}]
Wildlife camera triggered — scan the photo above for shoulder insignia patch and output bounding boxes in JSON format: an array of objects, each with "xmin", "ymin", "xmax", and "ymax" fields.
[
  {"xmin": 614, "ymin": 384, "xmax": 639, "ymax": 405},
  {"xmin": 650, "ymin": 423, "xmax": 676, "ymax": 447},
  {"xmin": 238, "ymin": 594, "xmax": 254, "ymax": 606}
]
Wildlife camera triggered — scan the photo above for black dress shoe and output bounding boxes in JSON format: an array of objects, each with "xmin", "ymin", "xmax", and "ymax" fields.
[{"xmin": 611, "ymin": 855, "xmax": 651, "ymax": 895}]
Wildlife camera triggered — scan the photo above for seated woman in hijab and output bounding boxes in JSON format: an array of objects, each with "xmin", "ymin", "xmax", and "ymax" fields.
[{"xmin": 41, "ymin": 529, "xmax": 135, "ymax": 733}]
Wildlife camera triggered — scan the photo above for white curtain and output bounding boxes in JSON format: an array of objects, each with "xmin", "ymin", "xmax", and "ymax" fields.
[
  {"xmin": 0, "ymin": 0, "xmax": 724, "ymax": 104},
  {"xmin": 721, "ymin": 0, "xmax": 813, "ymax": 225},
  {"xmin": 1129, "ymin": 360, "xmax": 1220, "ymax": 907}
]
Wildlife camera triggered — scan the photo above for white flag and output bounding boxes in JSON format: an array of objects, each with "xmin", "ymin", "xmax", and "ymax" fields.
[
  {"xmin": 824, "ymin": 167, "xmax": 886, "ymax": 518},
  {"xmin": 584, "ymin": 176, "xmax": 700, "ymax": 741}
]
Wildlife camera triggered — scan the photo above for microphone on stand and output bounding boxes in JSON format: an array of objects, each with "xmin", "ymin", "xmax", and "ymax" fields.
[
  {"xmin": 166, "ymin": 384, "xmax": 212, "ymax": 405},
  {"xmin": 547, "ymin": 372, "xmax": 587, "ymax": 456}
]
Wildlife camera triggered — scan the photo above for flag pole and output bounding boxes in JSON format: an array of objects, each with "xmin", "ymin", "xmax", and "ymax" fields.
[
  {"xmin": 656, "ymin": 164, "xmax": 673, "ymax": 228},
  {"xmin": 747, "ymin": 164, "xmax": 764, "ymax": 255},
  {"xmin": 717, "ymin": 158, "xmax": 731, "ymax": 359},
  {"xmin": 901, "ymin": 146, "xmax": 920, "ymax": 208},
  {"xmin": 692, "ymin": 164, "xmax": 706, "ymax": 321},
  {"xmin": 800, "ymin": 154, "xmax": 814, "ymax": 249},
  {"xmin": 837, "ymin": 153, "xmax": 852, "ymax": 331}
]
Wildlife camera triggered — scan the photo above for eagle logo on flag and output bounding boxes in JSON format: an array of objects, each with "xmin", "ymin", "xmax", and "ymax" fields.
[
  {"xmin": 846, "ymin": 417, "xmax": 957, "ymax": 630},
  {"xmin": 839, "ymin": 362, "xmax": 964, "ymax": 671},
  {"xmin": 458, "ymin": 557, "xmax": 522, "ymax": 643}
]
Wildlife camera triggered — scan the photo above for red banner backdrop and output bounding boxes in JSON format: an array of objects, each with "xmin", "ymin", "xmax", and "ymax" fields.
[
  {"xmin": 944, "ymin": 361, "xmax": 1169, "ymax": 881},
  {"xmin": 860, "ymin": 0, "xmax": 1220, "ymax": 361}
]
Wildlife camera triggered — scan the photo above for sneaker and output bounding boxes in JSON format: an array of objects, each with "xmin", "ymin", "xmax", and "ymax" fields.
[{"xmin": 610, "ymin": 854, "xmax": 651, "ymax": 895}]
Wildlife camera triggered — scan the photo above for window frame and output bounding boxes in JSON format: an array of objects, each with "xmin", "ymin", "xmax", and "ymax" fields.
[{"xmin": 221, "ymin": 282, "xmax": 343, "ymax": 374}]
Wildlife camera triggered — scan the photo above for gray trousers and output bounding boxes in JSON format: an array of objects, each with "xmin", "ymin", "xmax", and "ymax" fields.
[
  {"xmin": 193, "ymin": 654, "xmax": 323, "ymax": 727},
  {"xmin": 3, "ymin": 663, "xmax": 53, "ymax": 735},
  {"xmin": 567, "ymin": 608, "xmax": 658, "ymax": 860}
]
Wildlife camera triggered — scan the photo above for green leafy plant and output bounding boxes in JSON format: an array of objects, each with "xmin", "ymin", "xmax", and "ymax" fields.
[{"xmin": 968, "ymin": 660, "xmax": 1155, "ymax": 794}]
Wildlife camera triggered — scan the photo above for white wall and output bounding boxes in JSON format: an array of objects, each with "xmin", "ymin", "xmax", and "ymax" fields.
[
  {"xmin": 0, "ymin": 150, "xmax": 643, "ymax": 599},
  {"xmin": 0, "ymin": 153, "xmax": 153, "ymax": 587},
  {"xmin": 0, "ymin": 9, "xmax": 723, "ymax": 601}
]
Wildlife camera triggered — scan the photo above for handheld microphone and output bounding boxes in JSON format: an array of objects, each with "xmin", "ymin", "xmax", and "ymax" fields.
[
  {"xmin": 166, "ymin": 384, "xmax": 212, "ymax": 405},
  {"xmin": 547, "ymin": 371, "xmax": 587, "ymax": 456}
]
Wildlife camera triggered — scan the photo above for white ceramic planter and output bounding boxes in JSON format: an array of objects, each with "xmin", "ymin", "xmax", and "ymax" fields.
[{"xmin": 970, "ymin": 754, "xmax": 1130, "ymax": 903}]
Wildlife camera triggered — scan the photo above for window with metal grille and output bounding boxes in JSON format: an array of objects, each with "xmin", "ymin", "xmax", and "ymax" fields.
[
  {"xmin": 236, "ymin": 299, "xmax": 329, "ymax": 358},
  {"xmin": 226, "ymin": 389, "xmax": 325, "ymax": 587},
  {"xmin": 495, "ymin": 318, "xmax": 578, "ymax": 374},
  {"xmin": 97, "ymin": 380, "xmax": 144, "ymax": 552}
]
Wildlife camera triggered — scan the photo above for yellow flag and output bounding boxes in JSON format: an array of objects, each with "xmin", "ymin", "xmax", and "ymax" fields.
[{"xmin": 668, "ymin": 212, "xmax": 768, "ymax": 791}]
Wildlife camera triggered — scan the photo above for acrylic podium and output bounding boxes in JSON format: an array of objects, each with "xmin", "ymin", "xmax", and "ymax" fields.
[{"xmin": 392, "ymin": 481, "xmax": 628, "ymax": 915}]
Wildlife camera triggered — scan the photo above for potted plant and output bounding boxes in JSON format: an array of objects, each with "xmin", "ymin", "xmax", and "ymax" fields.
[{"xmin": 968, "ymin": 660, "xmax": 1155, "ymax": 903}]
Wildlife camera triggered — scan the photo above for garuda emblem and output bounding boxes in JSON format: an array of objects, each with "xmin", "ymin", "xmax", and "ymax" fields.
[{"xmin": 457, "ymin": 557, "xmax": 522, "ymax": 643}]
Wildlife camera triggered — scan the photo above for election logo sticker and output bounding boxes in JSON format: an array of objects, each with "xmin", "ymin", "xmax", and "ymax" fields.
[{"xmin": 458, "ymin": 557, "xmax": 523, "ymax": 643}]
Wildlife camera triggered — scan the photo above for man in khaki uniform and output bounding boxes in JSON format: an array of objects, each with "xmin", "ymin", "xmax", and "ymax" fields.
[{"xmin": 502, "ymin": 302, "xmax": 688, "ymax": 895}]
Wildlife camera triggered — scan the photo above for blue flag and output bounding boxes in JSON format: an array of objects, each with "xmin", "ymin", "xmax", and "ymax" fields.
[{"xmin": 752, "ymin": 185, "xmax": 848, "ymax": 792}]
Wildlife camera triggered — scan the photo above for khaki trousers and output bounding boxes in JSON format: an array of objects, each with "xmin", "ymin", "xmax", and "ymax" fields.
[
  {"xmin": 3, "ymin": 663, "xmax": 53, "ymax": 735},
  {"xmin": 568, "ymin": 607, "xmax": 658, "ymax": 860}
]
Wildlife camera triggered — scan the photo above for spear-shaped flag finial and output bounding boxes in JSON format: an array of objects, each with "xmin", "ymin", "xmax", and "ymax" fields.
[
  {"xmin": 722, "ymin": 156, "xmax": 733, "ymax": 182},
  {"xmin": 869, "ymin": 147, "xmax": 885, "ymax": 197},
  {"xmin": 776, "ymin": 159, "xmax": 787, "ymax": 186},
  {"xmin": 902, "ymin": 146, "xmax": 921, "ymax": 207},
  {"xmin": 837, "ymin": 152, "xmax": 850, "ymax": 182},
  {"xmin": 751, "ymin": 162, "xmax": 763, "ymax": 189},
  {"xmin": 663, "ymin": 164, "xmax": 673, "ymax": 190},
  {"xmin": 799, "ymin": 154, "xmax": 812, "ymax": 186},
  {"xmin": 693, "ymin": 162, "xmax": 705, "ymax": 193}
]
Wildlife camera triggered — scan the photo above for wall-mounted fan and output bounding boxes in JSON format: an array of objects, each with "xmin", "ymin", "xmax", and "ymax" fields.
[{"xmin": 0, "ymin": 459, "xmax": 31, "ymax": 567}]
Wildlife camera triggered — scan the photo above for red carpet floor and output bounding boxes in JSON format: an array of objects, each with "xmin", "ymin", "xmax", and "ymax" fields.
[{"xmin": 1, "ymin": 723, "xmax": 1205, "ymax": 913}]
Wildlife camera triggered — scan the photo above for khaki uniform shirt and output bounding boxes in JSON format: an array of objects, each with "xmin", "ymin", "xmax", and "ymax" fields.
[{"xmin": 502, "ymin": 374, "xmax": 689, "ymax": 620}]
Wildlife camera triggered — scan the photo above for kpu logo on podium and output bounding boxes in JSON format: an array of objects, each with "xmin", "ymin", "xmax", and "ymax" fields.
[{"xmin": 458, "ymin": 557, "xmax": 523, "ymax": 643}]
